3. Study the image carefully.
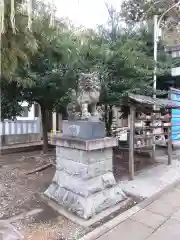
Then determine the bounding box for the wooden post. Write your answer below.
[168,91,172,165]
[52,112,56,134]
[58,113,62,133]
[129,106,135,180]
[152,111,156,162]
[38,104,43,139]
[168,109,172,165]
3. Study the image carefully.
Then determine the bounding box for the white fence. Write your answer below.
[0,119,41,136]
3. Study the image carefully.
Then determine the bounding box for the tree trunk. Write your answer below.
[104,104,108,135]
[40,104,49,153]
[105,105,113,136]
[108,105,113,136]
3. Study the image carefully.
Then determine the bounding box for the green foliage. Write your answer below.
[1,0,172,141]
[1,81,23,120]
[96,6,171,106]
[2,0,37,83]
[121,0,180,45]
[16,2,81,152]
[121,0,180,24]
[11,2,79,111]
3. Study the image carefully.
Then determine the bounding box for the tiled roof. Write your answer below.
[126,93,180,108]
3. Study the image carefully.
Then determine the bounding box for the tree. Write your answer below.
[121,0,180,45]
[62,4,171,135]
[1,1,79,151]
[1,81,23,120]
[96,4,171,134]
[20,6,79,153]
[1,0,37,83]
[121,0,180,23]
[0,1,39,121]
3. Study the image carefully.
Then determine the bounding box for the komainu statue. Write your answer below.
[67,72,101,120]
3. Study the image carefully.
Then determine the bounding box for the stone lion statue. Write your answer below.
[67,72,101,120]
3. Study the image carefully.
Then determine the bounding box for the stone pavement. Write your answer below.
[0,221,23,240]
[96,184,180,240]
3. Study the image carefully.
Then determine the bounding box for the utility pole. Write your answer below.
[153,15,158,100]
[152,15,158,160]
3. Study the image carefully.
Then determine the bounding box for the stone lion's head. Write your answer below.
[78,72,101,91]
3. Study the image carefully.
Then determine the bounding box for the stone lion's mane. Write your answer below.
[67,72,101,120]
[78,73,101,92]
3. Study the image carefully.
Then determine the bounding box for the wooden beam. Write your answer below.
[129,107,135,180]
[168,124,172,165]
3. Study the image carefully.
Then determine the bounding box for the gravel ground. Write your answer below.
[0,150,88,240]
[0,147,150,240]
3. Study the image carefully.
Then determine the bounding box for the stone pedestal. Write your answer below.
[62,120,105,139]
[45,136,126,220]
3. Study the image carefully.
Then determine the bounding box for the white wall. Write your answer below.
[16,101,36,120]
[0,119,40,135]
[172,67,180,77]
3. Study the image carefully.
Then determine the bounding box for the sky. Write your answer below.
[49,0,123,28]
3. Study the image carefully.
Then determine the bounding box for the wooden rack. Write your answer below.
[119,94,180,180]
[129,108,173,180]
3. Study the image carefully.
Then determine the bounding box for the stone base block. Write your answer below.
[45,136,125,220]
[41,195,132,227]
[51,136,118,150]
[44,183,126,220]
[62,120,105,139]
[52,171,116,197]
[56,147,112,164]
[55,158,113,179]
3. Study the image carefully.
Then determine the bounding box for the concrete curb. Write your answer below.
[40,193,134,228]
[1,143,54,155]
[79,178,180,240]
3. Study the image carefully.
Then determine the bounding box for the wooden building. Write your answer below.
[114,93,180,180]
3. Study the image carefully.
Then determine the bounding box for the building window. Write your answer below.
[172,51,177,58]
[21,106,29,117]
[172,51,180,58]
